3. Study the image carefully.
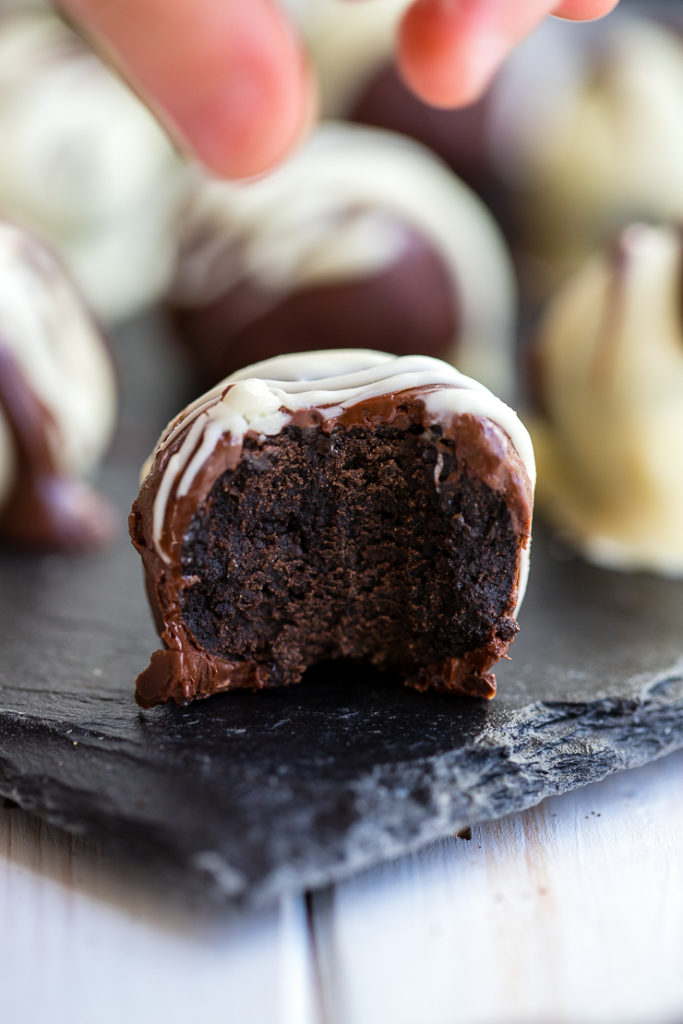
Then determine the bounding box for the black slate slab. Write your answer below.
[0,318,682,908]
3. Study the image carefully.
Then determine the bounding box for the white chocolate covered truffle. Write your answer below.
[531,223,683,575]
[489,13,683,289]
[0,9,185,321]
[0,220,117,549]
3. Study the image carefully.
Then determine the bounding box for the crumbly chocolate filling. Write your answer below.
[179,419,518,689]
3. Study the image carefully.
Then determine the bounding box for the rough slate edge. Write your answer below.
[0,315,683,911]
[1,672,682,912]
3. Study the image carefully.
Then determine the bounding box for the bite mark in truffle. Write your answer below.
[131,351,534,708]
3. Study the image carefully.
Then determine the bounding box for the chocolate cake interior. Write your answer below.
[180,409,519,687]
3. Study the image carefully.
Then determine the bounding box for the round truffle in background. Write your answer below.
[304,3,683,310]
[485,11,683,302]
[0,8,185,322]
[168,125,517,399]
[0,220,117,550]
[130,350,535,709]
[303,0,497,204]
[300,0,406,118]
[530,222,683,576]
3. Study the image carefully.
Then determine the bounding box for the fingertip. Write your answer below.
[396,0,619,109]
[397,0,505,108]
[186,49,317,180]
[552,0,620,19]
[63,0,316,180]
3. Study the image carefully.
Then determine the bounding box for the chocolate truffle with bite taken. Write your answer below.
[130,350,534,708]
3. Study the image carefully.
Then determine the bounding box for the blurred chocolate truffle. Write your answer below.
[530,222,683,575]
[305,3,683,307]
[304,0,496,201]
[0,8,185,321]
[169,125,517,397]
[0,220,117,550]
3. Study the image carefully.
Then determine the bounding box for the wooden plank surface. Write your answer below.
[2,751,682,1024]
[312,749,683,1024]
[0,811,317,1024]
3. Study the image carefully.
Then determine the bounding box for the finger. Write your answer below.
[396,0,620,108]
[397,0,560,107]
[552,0,620,18]
[61,0,314,179]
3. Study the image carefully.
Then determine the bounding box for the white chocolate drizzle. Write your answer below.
[0,9,185,321]
[173,124,517,397]
[147,351,535,602]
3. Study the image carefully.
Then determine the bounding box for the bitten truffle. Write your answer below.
[0,220,117,550]
[168,125,516,398]
[530,223,683,575]
[130,350,535,708]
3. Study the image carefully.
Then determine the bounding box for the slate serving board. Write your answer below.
[0,318,682,909]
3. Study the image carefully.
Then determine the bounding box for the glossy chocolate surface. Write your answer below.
[0,317,682,908]
[171,213,459,386]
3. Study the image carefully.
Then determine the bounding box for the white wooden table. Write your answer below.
[2,749,682,1024]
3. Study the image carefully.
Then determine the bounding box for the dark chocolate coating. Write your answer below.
[343,61,518,288]
[130,393,532,708]
[349,8,683,315]
[349,62,496,204]
[0,347,114,552]
[347,5,682,198]
[170,211,459,387]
